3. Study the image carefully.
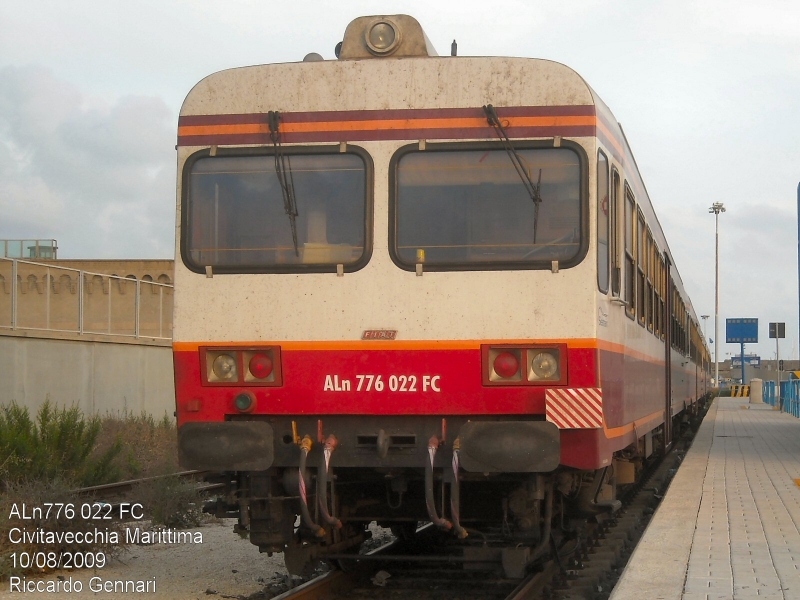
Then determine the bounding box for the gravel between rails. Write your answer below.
[0,520,291,600]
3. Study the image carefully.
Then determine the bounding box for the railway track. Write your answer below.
[271,551,559,600]
[71,470,222,498]
[68,470,225,519]
[269,405,707,600]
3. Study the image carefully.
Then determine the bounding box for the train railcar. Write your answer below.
[173,15,712,577]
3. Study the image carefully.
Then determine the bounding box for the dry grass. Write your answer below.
[92,411,178,481]
[132,475,204,529]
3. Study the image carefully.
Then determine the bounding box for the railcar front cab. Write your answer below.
[176,15,635,577]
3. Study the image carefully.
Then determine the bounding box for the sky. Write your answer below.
[1,0,799,361]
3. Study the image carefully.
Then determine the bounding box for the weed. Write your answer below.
[92,410,178,480]
[133,469,203,529]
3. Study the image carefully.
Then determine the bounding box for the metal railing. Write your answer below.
[0,257,172,340]
[763,379,800,418]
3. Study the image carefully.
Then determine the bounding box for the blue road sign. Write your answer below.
[731,355,761,368]
[727,318,758,343]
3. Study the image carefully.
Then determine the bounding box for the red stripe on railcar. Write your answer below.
[177,106,597,127]
[174,345,598,424]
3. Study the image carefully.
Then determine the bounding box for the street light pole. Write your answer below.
[709,202,726,386]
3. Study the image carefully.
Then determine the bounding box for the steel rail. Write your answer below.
[269,570,349,600]
[71,470,215,497]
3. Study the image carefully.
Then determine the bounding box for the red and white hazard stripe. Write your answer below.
[545,388,603,429]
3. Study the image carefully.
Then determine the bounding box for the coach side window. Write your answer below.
[610,170,621,296]
[636,210,646,327]
[597,151,609,293]
[624,185,635,319]
[646,228,654,332]
[659,256,666,339]
[636,211,647,326]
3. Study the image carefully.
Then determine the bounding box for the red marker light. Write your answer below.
[249,353,273,379]
[493,352,519,378]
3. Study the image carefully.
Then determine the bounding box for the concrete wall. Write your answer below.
[1,334,175,418]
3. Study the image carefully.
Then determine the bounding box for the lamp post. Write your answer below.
[709,202,726,386]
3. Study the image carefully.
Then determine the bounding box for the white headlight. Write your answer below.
[530,351,559,380]
[212,354,237,381]
[365,20,399,54]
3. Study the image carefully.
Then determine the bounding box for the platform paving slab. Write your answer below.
[610,397,800,600]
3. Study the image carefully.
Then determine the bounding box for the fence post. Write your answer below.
[45,266,51,330]
[135,279,141,339]
[159,286,164,339]
[78,270,84,334]
[11,259,17,330]
[794,381,799,417]
[107,277,111,334]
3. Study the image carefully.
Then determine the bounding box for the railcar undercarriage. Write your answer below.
[200,413,694,579]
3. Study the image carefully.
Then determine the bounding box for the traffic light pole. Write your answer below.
[770,322,786,408]
[776,335,781,407]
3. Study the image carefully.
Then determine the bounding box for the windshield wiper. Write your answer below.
[483,104,543,242]
[268,111,300,256]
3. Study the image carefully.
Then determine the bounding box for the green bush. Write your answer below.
[0,401,123,490]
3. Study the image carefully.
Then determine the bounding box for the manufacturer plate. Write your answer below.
[362,329,397,340]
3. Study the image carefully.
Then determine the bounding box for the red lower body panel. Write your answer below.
[174,345,597,421]
[173,342,660,470]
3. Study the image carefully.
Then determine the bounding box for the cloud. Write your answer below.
[0,65,175,258]
[691,1,800,41]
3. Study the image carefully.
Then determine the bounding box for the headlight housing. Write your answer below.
[483,345,566,386]
[202,347,282,387]
[365,19,400,55]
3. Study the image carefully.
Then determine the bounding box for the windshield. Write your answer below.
[392,146,584,269]
[183,149,369,273]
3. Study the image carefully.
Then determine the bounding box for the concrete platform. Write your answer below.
[610,397,800,600]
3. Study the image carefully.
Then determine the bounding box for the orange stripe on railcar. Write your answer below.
[176,105,602,146]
